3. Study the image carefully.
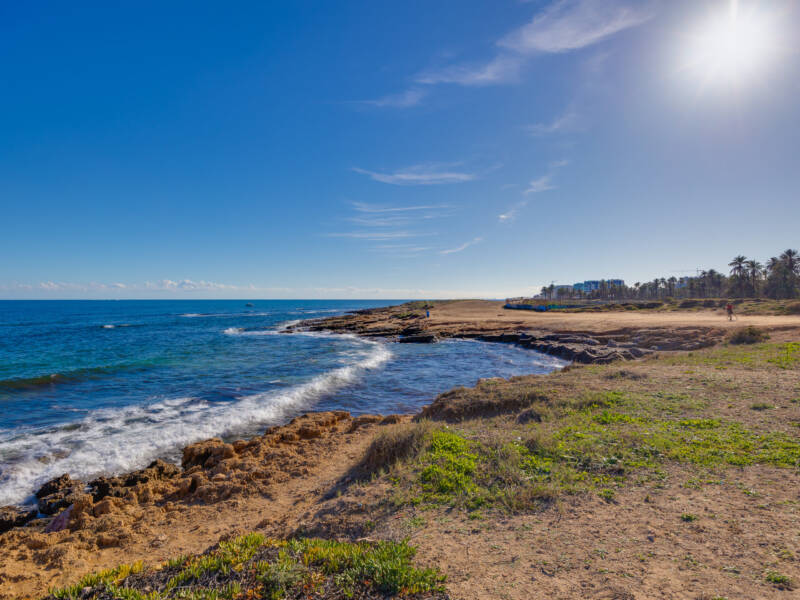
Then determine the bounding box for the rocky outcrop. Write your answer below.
[35,474,84,515]
[89,459,181,502]
[287,304,726,365]
[0,506,37,533]
[0,410,400,547]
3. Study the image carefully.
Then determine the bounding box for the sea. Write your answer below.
[0,300,566,507]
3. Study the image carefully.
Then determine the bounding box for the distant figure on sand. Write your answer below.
[726,302,734,321]
[426,310,430,318]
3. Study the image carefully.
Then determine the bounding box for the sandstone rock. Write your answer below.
[36,474,84,515]
[35,473,74,499]
[181,439,235,470]
[380,414,404,425]
[347,415,382,432]
[0,506,37,533]
[297,426,322,440]
[89,459,180,502]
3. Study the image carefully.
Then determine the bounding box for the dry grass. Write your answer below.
[358,421,434,476]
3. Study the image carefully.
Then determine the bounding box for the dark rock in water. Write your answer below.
[35,473,73,499]
[89,459,181,501]
[399,324,426,336]
[35,473,84,515]
[398,333,439,344]
[245,302,254,307]
[0,505,38,533]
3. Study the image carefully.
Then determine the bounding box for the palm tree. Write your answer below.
[781,249,799,274]
[728,255,747,278]
[745,260,762,296]
[728,255,748,297]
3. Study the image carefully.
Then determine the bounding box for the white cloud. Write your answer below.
[440,237,483,255]
[358,88,427,108]
[524,175,556,194]
[351,202,451,213]
[415,55,523,87]
[498,201,528,223]
[500,0,655,54]
[352,164,476,186]
[413,0,654,90]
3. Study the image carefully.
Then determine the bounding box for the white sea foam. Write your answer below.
[102,324,115,329]
[180,312,273,318]
[277,319,301,331]
[0,339,392,507]
[222,321,306,337]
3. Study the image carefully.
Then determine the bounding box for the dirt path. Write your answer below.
[430,300,800,333]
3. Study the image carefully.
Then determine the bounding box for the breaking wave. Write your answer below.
[0,339,391,506]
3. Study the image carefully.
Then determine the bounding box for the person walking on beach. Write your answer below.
[726,302,734,321]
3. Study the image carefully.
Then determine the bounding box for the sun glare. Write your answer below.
[681,1,778,89]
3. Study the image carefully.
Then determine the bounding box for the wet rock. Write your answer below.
[35,473,74,499]
[0,506,37,533]
[89,459,180,501]
[36,474,84,515]
[398,333,439,343]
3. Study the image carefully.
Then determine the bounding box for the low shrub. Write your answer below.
[785,301,800,315]
[728,326,770,345]
[359,421,433,475]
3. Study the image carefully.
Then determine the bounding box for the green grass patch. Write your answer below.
[47,535,446,600]
[765,570,794,589]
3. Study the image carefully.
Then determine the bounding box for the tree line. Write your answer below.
[539,249,800,301]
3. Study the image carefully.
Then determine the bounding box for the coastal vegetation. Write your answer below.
[47,534,448,600]
[365,342,800,515]
[538,248,800,301]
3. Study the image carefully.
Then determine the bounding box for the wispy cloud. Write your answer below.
[416,55,523,87]
[351,202,452,214]
[440,237,483,255]
[357,88,427,108]
[414,0,654,90]
[327,231,425,241]
[524,175,556,194]
[352,164,476,186]
[500,0,655,54]
[498,201,528,223]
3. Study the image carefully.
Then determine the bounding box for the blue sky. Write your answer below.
[1,0,798,299]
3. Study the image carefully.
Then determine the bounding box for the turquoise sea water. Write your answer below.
[0,300,565,506]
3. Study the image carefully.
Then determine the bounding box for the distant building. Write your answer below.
[573,279,625,293]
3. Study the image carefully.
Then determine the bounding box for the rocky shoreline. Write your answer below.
[0,411,400,543]
[287,303,724,364]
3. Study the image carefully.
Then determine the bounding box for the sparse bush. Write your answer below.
[728,326,770,345]
[750,403,773,411]
[785,301,800,315]
[765,570,794,589]
[358,421,433,475]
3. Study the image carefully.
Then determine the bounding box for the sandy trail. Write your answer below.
[430,300,800,333]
